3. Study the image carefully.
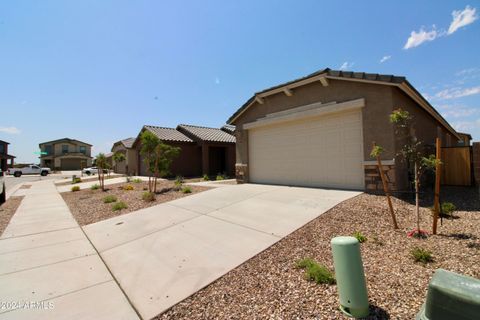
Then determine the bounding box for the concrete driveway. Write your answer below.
[84,184,361,319]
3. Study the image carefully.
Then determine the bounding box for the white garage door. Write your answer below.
[248,110,364,190]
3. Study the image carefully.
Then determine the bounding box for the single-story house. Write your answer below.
[39,138,93,170]
[0,140,15,171]
[227,68,465,191]
[132,124,235,177]
[110,137,136,175]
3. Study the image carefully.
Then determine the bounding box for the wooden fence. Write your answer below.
[441,147,472,186]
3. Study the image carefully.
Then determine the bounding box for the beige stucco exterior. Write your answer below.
[231,79,456,191]
[39,138,92,170]
[111,143,138,175]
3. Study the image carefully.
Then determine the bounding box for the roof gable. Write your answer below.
[227,67,460,140]
[39,138,92,146]
[144,125,194,143]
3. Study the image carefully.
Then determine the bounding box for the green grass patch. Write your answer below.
[112,201,127,211]
[142,191,155,202]
[103,195,117,203]
[181,186,192,194]
[411,247,433,264]
[132,178,142,183]
[295,258,335,285]
[353,231,367,243]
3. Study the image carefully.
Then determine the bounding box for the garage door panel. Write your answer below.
[248,110,364,190]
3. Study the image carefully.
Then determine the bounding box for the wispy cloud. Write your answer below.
[448,6,478,35]
[437,104,480,118]
[380,55,391,63]
[215,77,220,85]
[404,26,438,49]
[403,6,477,49]
[0,126,21,134]
[451,119,480,132]
[339,61,354,70]
[435,86,480,99]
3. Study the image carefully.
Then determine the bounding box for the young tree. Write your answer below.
[390,109,440,236]
[112,151,126,173]
[95,153,109,191]
[139,131,160,192]
[139,131,180,193]
[151,142,180,192]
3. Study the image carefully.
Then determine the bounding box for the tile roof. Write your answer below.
[221,124,236,134]
[178,124,236,143]
[144,125,194,143]
[121,137,136,148]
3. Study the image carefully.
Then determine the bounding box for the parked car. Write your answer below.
[8,165,51,177]
[82,167,108,175]
[0,169,5,204]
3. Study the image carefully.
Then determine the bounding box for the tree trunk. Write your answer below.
[415,162,420,232]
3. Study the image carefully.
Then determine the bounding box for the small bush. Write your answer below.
[411,247,433,264]
[112,201,127,211]
[181,186,192,194]
[103,195,117,203]
[175,175,184,184]
[441,202,456,218]
[216,174,226,181]
[142,191,155,202]
[72,178,82,184]
[123,185,134,191]
[296,258,335,285]
[71,186,80,192]
[132,178,142,183]
[353,231,367,243]
[203,174,210,181]
[90,184,100,190]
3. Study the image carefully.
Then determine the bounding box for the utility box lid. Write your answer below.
[417,269,480,320]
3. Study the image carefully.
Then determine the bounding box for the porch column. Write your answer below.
[202,144,209,175]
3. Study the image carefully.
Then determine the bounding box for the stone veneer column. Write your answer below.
[364,164,396,192]
[235,163,248,183]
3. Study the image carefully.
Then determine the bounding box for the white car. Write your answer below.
[82,167,108,175]
[0,169,5,204]
[8,165,51,177]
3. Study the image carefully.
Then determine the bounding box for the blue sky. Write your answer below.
[0,1,479,163]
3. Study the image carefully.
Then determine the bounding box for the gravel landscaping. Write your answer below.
[156,186,480,320]
[61,181,211,226]
[55,175,121,186]
[0,196,24,235]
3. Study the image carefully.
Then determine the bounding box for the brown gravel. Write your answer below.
[55,175,121,186]
[0,196,24,235]
[19,185,32,189]
[61,181,211,226]
[156,186,480,320]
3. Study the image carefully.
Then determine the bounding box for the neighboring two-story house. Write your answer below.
[39,138,93,170]
[0,140,15,172]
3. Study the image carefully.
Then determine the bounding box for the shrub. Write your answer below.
[175,175,184,184]
[441,202,456,218]
[411,247,433,264]
[181,186,192,194]
[142,191,155,202]
[72,177,82,184]
[216,174,226,181]
[123,185,134,191]
[71,186,80,192]
[90,184,100,190]
[132,178,142,183]
[203,174,210,181]
[112,201,127,211]
[295,258,335,285]
[353,231,367,243]
[103,195,117,203]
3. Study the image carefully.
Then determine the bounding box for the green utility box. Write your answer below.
[416,269,480,320]
[331,236,369,318]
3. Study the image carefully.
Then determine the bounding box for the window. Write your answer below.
[79,146,86,154]
[44,145,52,155]
[62,145,69,154]
[0,144,4,154]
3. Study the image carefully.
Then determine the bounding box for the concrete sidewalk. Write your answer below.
[84,184,360,319]
[0,180,139,319]
[56,176,151,193]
